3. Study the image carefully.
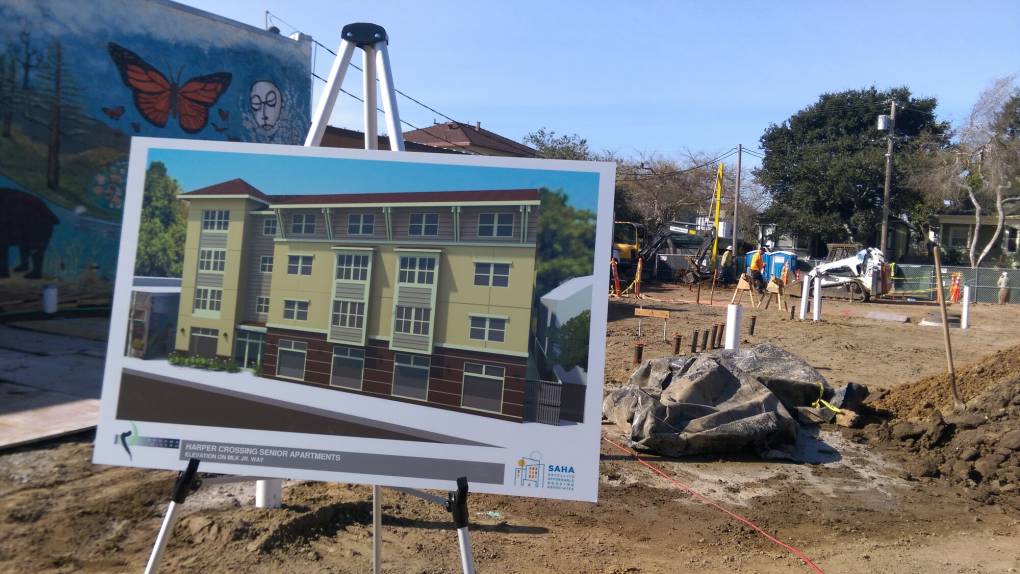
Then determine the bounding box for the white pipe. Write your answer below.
[304,40,356,146]
[812,277,822,322]
[799,277,811,320]
[457,527,476,574]
[255,479,282,508]
[962,286,970,330]
[362,46,378,150]
[724,304,741,350]
[144,501,179,574]
[376,43,406,151]
[372,485,382,574]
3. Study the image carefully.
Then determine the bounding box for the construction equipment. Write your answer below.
[646,222,719,284]
[806,247,887,302]
[612,221,645,268]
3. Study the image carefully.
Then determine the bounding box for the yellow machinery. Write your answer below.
[613,221,646,267]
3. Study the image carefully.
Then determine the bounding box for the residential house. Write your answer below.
[937,213,1020,265]
[173,179,544,422]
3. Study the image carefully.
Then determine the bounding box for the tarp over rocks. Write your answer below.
[603,343,834,458]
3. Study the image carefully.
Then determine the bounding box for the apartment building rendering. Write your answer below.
[172,178,547,422]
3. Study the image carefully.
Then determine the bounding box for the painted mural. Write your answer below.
[0,0,311,309]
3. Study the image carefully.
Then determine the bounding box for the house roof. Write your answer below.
[320,126,463,154]
[182,178,271,202]
[182,179,540,206]
[403,122,540,158]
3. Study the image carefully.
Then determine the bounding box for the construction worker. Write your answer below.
[749,246,766,295]
[719,245,733,284]
[998,272,1011,305]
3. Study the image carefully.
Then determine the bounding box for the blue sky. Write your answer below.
[149,148,601,212]
[176,0,1020,170]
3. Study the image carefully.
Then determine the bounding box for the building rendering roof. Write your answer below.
[181,179,540,206]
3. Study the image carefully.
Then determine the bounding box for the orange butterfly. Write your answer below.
[107,43,231,134]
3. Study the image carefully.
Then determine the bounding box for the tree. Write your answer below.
[535,188,596,297]
[552,310,590,371]
[756,87,949,255]
[135,162,187,277]
[914,78,1020,268]
[525,127,640,223]
[524,127,592,160]
[23,40,90,189]
[0,52,17,137]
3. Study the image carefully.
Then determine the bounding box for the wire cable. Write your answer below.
[618,148,738,180]
[603,436,826,574]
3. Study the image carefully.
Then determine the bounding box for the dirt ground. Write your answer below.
[2,284,1020,573]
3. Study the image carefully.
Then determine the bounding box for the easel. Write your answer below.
[760,278,788,311]
[730,273,758,307]
[144,22,477,574]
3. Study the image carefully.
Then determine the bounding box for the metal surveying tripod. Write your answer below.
[144,22,476,574]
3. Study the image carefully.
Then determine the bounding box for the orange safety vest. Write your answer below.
[750,252,765,271]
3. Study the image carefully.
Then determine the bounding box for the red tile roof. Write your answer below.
[404,122,539,158]
[183,180,539,205]
[182,178,270,202]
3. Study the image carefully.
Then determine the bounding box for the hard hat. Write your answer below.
[725,245,733,251]
[1003,272,1009,276]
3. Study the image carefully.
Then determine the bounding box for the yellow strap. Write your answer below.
[811,380,842,414]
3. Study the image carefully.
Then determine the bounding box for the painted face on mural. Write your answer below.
[249,81,282,129]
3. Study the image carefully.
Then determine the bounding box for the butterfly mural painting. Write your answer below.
[107,42,232,134]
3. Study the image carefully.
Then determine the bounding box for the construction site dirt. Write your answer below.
[2,284,1020,573]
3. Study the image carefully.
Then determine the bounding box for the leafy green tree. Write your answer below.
[535,188,596,297]
[756,87,949,255]
[553,310,590,371]
[135,162,186,277]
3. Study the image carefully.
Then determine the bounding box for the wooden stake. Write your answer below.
[933,246,965,411]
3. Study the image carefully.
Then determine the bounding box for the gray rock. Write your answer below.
[891,421,926,441]
[997,429,1020,451]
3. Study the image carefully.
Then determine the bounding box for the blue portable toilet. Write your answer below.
[768,251,797,281]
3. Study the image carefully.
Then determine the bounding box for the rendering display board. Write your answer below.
[93,138,615,501]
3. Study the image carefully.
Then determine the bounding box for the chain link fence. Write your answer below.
[891,265,1020,304]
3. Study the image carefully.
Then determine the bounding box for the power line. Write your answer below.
[308,70,479,153]
[618,148,738,180]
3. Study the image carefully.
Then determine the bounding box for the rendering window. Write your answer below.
[469,316,506,342]
[255,296,270,314]
[291,213,316,234]
[392,353,429,400]
[331,300,365,329]
[283,300,309,321]
[260,255,274,273]
[287,255,313,275]
[462,363,505,413]
[234,331,264,368]
[188,327,219,358]
[193,287,222,312]
[201,209,229,230]
[330,346,365,390]
[408,213,439,236]
[474,262,510,287]
[478,213,514,237]
[276,339,307,380]
[336,253,370,281]
[198,248,226,272]
[263,217,277,236]
[347,213,375,235]
[394,306,431,335]
[398,256,436,285]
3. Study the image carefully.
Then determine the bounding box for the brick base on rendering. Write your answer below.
[261,327,527,422]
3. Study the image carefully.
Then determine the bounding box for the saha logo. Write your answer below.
[513,451,544,488]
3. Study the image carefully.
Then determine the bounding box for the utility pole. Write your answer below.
[880,101,896,254]
[732,144,742,251]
